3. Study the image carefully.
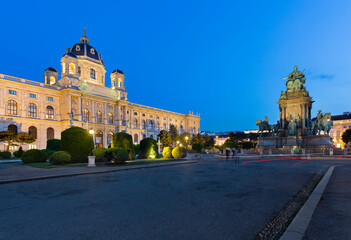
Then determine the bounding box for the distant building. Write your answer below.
[329,112,351,148]
[0,30,200,151]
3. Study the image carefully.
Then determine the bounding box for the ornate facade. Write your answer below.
[0,30,200,150]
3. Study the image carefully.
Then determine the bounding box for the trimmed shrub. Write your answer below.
[21,149,48,163]
[61,127,92,163]
[162,147,173,159]
[0,151,12,159]
[112,132,135,160]
[192,143,202,153]
[172,147,187,159]
[93,148,108,162]
[49,151,71,165]
[47,139,61,151]
[223,141,237,149]
[13,147,24,158]
[41,149,56,157]
[139,138,158,159]
[105,147,129,164]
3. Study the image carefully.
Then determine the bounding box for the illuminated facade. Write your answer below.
[0,30,200,150]
[329,112,351,148]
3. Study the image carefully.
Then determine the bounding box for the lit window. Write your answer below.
[46,106,54,119]
[62,63,66,73]
[28,103,37,117]
[96,111,102,124]
[50,76,56,84]
[7,100,17,115]
[90,69,96,79]
[69,63,75,74]
[47,97,53,101]
[29,144,37,150]
[29,93,36,98]
[8,90,16,95]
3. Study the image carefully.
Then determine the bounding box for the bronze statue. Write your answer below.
[283,66,306,92]
[311,111,332,135]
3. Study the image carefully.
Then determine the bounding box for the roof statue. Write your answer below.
[282,66,306,92]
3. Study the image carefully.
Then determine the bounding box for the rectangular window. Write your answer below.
[47,97,53,101]
[29,93,36,98]
[8,90,16,95]
[29,144,37,150]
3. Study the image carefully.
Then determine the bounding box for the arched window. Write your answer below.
[150,135,154,139]
[49,76,56,85]
[62,62,66,73]
[164,123,167,130]
[47,127,54,140]
[142,120,146,130]
[28,126,37,139]
[142,134,146,139]
[69,63,75,74]
[149,120,154,130]
[108,113,113,125]
[157,122,160,130]
[83,109,89,122]
[28,103,37,117]
[7,100,17,115]
[95,131,103,148]
[180,125,184,133]
[96,111,102,123]
[133,118,138,129]
[107,131,113,146]
[119,80,123,88]
[46,106,54,119]
[90,69,96,79]
[8,124,18,134]
[134,134,138,143]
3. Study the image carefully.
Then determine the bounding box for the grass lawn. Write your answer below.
[24,158,185,169]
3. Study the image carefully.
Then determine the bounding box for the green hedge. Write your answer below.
[22,149,48,163]
[172,147,187,158]
[162,147,173,159]
[93,148,108,162]
[61,127,92,163]
[41,149,56,157]
[139,138,158,159]
[13,147,24,158]
[105,147,129,164]
[192,143,202,153]
[47,139,61,151]
[112,132,135,160]
[49,151,71,165]
[0,151,11,159]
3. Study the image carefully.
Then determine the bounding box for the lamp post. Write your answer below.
[185,136,189,150]
[88,129,96,167]
[176,141,179,147]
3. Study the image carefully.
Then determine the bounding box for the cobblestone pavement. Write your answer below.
[1,157,350,240]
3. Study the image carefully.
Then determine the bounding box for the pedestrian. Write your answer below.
[225,148,230,161]
[232,148,236,157]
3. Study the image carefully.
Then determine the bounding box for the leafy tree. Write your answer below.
[228,132,235,142]
[0,131,34,151]
[241,141,255,149]
[342,129,351,146]
[178,132,191,147]
[191,133,204,144]
[158,130,172,148]
[234,131,246,141]
[169,124,178,147]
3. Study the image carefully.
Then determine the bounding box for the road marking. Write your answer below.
[280,166,335,240]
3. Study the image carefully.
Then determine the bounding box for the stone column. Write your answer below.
[103,129,108,148]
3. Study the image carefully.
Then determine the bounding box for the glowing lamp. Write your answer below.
[89,129,94,135]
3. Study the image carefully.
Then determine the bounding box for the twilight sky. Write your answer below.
[1,0,351,132]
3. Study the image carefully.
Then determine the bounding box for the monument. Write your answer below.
[257,66,333,153]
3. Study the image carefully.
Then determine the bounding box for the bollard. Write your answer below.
[88,155,96,167]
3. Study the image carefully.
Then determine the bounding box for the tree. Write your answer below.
[228,132,235,142]
[178,132,191,147]
[169,124,178,147]
[342,129,351,146]
[158,130,172,148]
[0,131,34,151]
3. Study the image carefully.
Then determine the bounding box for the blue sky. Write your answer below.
[1,0,351,132]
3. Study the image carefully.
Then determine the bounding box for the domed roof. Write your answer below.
[62,52,77,58]
[45,67,58,72]
[112,68,124,74]
[66,29,103,64]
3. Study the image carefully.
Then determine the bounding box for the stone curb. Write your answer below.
[0,160,197,185]
[280,166,335,240]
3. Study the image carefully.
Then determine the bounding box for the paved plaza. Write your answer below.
[1,157,350,239]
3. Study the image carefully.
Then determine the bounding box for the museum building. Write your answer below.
[0,31,200,150]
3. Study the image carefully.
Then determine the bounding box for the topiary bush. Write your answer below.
[93,148,108,162]
[112,132,135,160]
[139,138,158,159]
[13,147,24,158]
[61,127,92,163]
[192,143,202,153]
[105,147,129,164]
[172,147,187,159]
[0,151,12,159]
[49,151,71,165]
[21,149,48,163]
[162,147,173,159]
[41,149,56,157]
[47,139,61,151]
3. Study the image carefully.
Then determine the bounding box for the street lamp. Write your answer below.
[176,141,179,146]
[185,136,189,150]
[88,129,96,167]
